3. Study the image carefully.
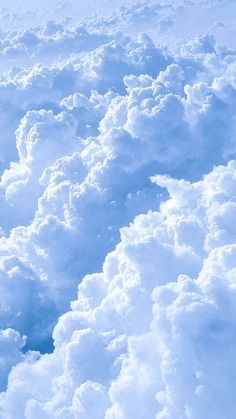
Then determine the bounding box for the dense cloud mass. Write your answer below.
[2,161,236,418]
[0,0,236,417]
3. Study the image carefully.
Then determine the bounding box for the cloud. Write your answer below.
[1,160,236,416]
[0,328,25,393]
[0,21,111,61]
[1,109,80,225]
[0,3,236,413]
[0,31,233,341]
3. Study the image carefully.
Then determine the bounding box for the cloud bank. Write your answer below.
[2,160,236,418]
[0,1,236,417]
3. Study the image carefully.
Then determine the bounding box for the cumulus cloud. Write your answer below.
[0,1,236,415]
[1,160,236,417]
[0,328,25,393]
[0,35,231,326]
[0,26,172,357]
[0,21,111,62]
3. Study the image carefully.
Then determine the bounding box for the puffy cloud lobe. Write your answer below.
[1,109,80,225]
[0,329,25,393]
[0,254,57,351]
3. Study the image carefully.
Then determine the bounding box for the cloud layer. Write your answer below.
[0,1,236,417]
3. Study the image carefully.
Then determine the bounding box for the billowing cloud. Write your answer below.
[0,1,235,416]
[0,30,233,338]
[1,160,236,417]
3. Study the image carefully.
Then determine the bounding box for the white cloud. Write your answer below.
[0,328,25,393]
[0,28,234,346]
[1,160,236,417]
[0,2,236,415]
